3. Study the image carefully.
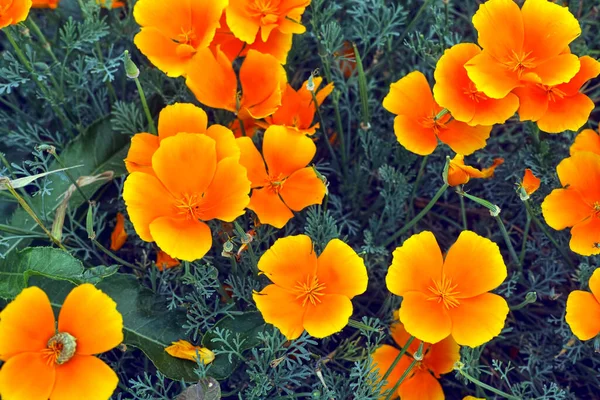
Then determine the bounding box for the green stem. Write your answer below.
[396,0,435,45]
[495,215,523,275]
[519,212,532,266]
[347,319,382,333]
[383,343,424,400]
[455,363,520,400]
[510,291,537,311]
[134,77,157,134]
[0,223,46,237]
[26,18,60,64]
[383,183,449,247]
[91,238,142,271]
[406,155,428,222]
[95,42,118,104]
[352,43,370,130]
[459,194,468,230]
[380,336,415,384]
[237,117,247,137]
[311,90,343,175]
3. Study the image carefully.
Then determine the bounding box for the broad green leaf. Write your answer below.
[177,378,221,400]
[202,312,267,380]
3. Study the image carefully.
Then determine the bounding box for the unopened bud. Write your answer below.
[123,50,140,79]
[489,205,501,217]
[223,240,234,253]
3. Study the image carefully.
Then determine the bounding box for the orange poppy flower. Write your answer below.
[253,235,368,339]
[237,126,326,228]
[513,56,600,133]
[258,77,334,136]
[519,169,540,199]
[541,152,600,256]
[433,43,519,126]
[225,0,309,45]
[0,284,123,400]
[447,154,504,186]
[0,0,31,29]
[156,250,180,270]
[109,212,128,251]
[386,230,509,347]
[570,127,600,156]
[566,268,600,341]
[165,340,215,364]
[187,48,287,119]
[124,103,239,174]
[382,71,492,156]
[123,133,251,261]
[133,0,227,77]
[211,13,293,64]
[31,0,58,8]
[371,322,459,400]
[465,0,581,99]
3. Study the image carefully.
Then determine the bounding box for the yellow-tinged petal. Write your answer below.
[0,352,55,400]
[236,137,269,187]
[50,355,118,400]
[382,71,435,120]
[124,133,160,174]
[465,51,521,99]
[205,125,241,161]
[253,284,306,340]
[556,152,600,204]
[302,294,353,338]
[248,187,294,228]
[149,218,213,262]
[436,121,492,156]
[569,217,600,257]
[571,129,600,157]
[165,340,215,364]
[398,370,444,400]
[134,28,191,78]
[186,47,237,112]
[537,93,595,134]
[316,239,368,298]
[589,268,600,304]
[239,50,287,119]
[371,345,410,396]
[541,188,590,230]
[109,212,128,251]
[279,167,326,211]
[263,126,316,177]
[425,335,460,377]
[157,103,208,140]
[521,169,541,196]
[399,291,452,345]
[566,291,600,341]
[392,115,439,156]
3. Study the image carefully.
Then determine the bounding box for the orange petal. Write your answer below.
[387,231,444,296]
[471,0,523,61]
[566,290,600,341]
[152,133,217,197]
[316,239,368,298]
[257,235,317,290]
[279,167,326,211]
[541,188,590,230]
[263,125,316,177]
[303,294,353,338]
[240,50,287,119]
[390,322,422,355]
[527,53,581,87]
[0,287,55,360]
[392,115,439,156]
[149,218,213,261]
[51,355,118,400]
[134,0,191,39]
[436,121,492,156]
[157,103,208,140]
[371,345,411,397]
[425,335,460,377]
[165,340,215,364]
[558,56,600,96]
[134,28,191,78]
[189,0,229,49]
[556,152,600,205]
[186,47,237,112]
[383,71,435,120]
[3,0,32,28]
[269,84,304,127]
[443,231,507,298]
[196,157,251,222]
[569,217,600,256]
[57,284,123,355]
[226,0,261,44]
[448,293,509,347]
[570,129,600,157]
[125,133,160,174]
[109,212,128,251]
[236,137,269,186]
[245,29,293,64]
[248,187,294,228]
[589,268,600,305]
[446,154,487,187]
[399,291,452,344]
[521,169,541,196]
[397,370,444,400]
[512,84,549,122]
[465,51,520,99]
[253,284,306,340]
[537,93,595,134]
[205,124,241,161]
[0,352,55,400]
[122,172,177,242]
[156,250,181,271]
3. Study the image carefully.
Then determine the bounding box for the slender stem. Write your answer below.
[347,319,382,333]
[455,364,520,400]
[311,90,343,175]
[406,155,428,222]
[459,195,468,230]
[384,343,424,400]
[352,43,370,130]
[396,0,436,45]
[237,117,247,137]
[383,183,449,247]
[332,93,346,161]
[0,223,46,237]
[27,18,60,64]
[91,238,142,271]
[134,77,157,134]
[510,292,537,311]
[495,215,523,275]
[519,212,532,266]
[380,336,415,384]
[95,42,118,104]
[48,149,89,203]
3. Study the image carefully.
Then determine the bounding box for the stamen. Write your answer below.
[294,275,326,307]
[427,275,460,309]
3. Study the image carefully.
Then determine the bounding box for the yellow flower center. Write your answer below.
[463,82,488,103]
[427,275,460,309]
[539,85,567,102]
[294,275,326,307]
[248,0,280,17]
[504,50,536,76]
[420,113,449,136]
[265,173,287,195]
[42,332,77,366]
[175,28,197,46]
[176,194,205,220]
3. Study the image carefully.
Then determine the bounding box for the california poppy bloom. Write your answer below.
[237,126,326,228]
[31,0,58,8]
[513,56,600,133]
[465,0,581,99]
[156,249,180,270]
[433,43,519,126]
[566,268,600,341]
[371,322,459,400]
[541,152,600,256]
[0,284,123,399]
[109,212,128,251]
[0,0,31,29]
[570,127,600,156]
[125,103,239,174]
[519,169,540,199]
[253,235,368,339]
[187,49,287,120]
[133,0,227,77]
[165,340,215,364]
[258,77,334,136]
[386,231,509,347]
[225,0,309,45]
[123,133,251,261]
[447,154,504,186]
[383,71,492,156]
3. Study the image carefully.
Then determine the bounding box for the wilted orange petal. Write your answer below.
[0,352,55,400]
[124,133,160,174]
[569,217,600,257]
[32,0,59,9]
[397,370,444,400]
[303,294,353,338]
[263,126,316,177]
[253,284,306,340]
[566,290,600,341]
[316,239,368,298]
[512,84,549,122]
[371,345,411,396]
[399,291,452,344]
[279,167,326,211]
[443,231,507,298]
[257,235,317,291]
[392,115,439,156]
[541,188,590,230]
[165,340,215,364]
[425,335,460,377]
[156,250,180,270]
[110,212,128,251]
[571,129,600,156]
[51,355,119,400]
[236,137,269,186]
[248,187,294,228]
[58,284,123,355]
[436,121,491,156]
[157,103,208,140]
[186,47,237,112]
[149,218,213,261]
[386,231,444,296]
[239,50,287,119]
[0,287,55,360]
[537,93,595,134]
[556,152,600,205]
[446,154,485,186]
[521,169,541,196]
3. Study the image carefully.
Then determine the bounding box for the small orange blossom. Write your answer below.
[109,212,128,251]
[447,154,504,187]
[566,268,600,341]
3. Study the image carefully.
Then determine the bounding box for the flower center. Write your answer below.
[420,113,449,136]
[504,50,536,76]
[593,202,600,218]
[175,28,197,46]
[265,173,287,194]
[463,82,488,103]
[538,84,566,102]
[427,275,460,309]
[294,275,326,307]
[248,0,280,17]
[42,332,77,365]
[176,194,204,220]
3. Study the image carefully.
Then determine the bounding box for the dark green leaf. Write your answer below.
[176,378,221,400]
